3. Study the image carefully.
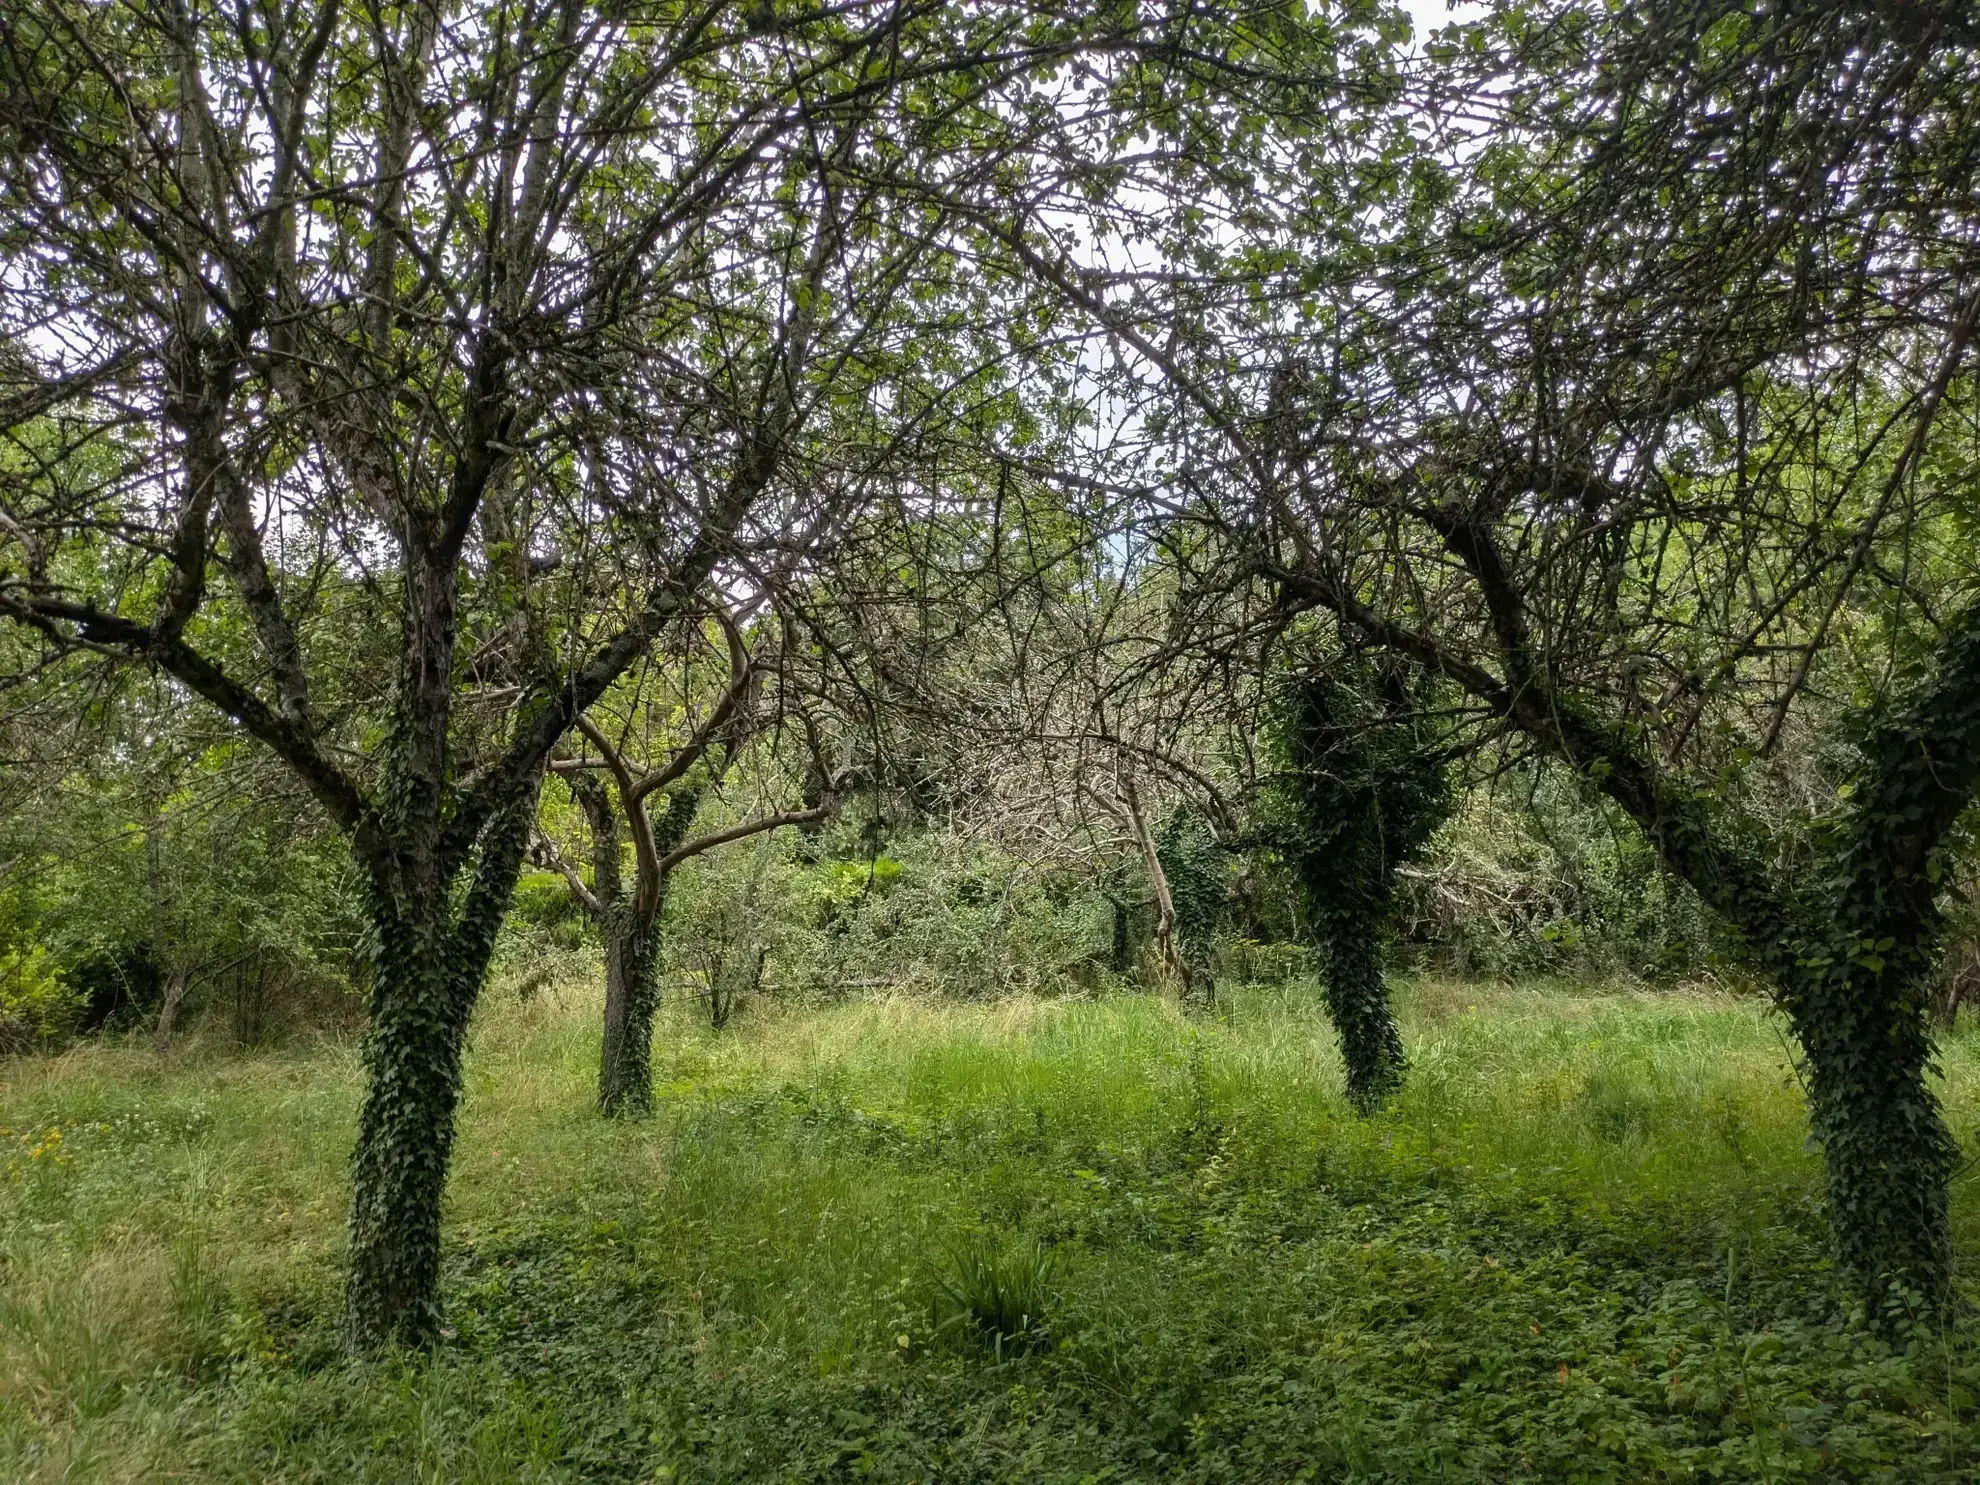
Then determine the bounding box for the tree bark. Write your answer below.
[597,902,663,1117]
[1533,695,1966,1304]
[344,787,536,1349]
[153,963,190,1053]
[344,907,462,1350]
[570,773,669,1118]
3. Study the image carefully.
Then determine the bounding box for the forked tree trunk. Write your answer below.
[1603,773,1962,1305]
[577,769,710,1117]
[572,776,671,1118]
[1536,601,1980,1308]
[344,789,536,1349]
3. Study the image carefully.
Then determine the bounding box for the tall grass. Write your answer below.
[5,976,1980,1480]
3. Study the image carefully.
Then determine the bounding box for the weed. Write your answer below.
[930,1233,1056,1358]
[1578,1069,1658,1143]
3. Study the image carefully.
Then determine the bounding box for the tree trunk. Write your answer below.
[572,775,666,1118]
[344,906,465,1350]
[1788,981,1954,1305]
[597,902,662,1117]
[594,776,706,1115]
[1534,626,1980,1307]
[1321,925,1405,1114]
[1604,774,1961,1304]
[344,788,536,1349]
[153,963,191,1053]
[1118,770,1188,991]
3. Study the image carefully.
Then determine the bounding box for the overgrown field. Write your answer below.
[7,979,1980,1482]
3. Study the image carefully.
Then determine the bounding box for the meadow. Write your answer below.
[6,976,1980,1482]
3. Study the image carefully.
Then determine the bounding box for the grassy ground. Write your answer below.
[6,976,1980,1482]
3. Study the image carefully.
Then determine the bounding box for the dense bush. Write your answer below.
[501,782,1748,1024]
[654,824,1120,1009]
[1397,766,1728,984]
[0,751,365,1049]
[0,942,81,1052]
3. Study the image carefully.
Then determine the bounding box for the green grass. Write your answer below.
[6,977,1980,1481]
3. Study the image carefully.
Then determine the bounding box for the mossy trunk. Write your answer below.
[597,904,662,1117]
[344,789,535,1349]
[1322,926,1405,1114]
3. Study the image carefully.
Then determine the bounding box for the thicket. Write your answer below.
[1399,768,1727,984]
[0,710,362,1052]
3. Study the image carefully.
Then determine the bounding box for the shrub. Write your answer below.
[1396,765,1726,983]
[666,828,1113,1000]
[0,942,82,1052]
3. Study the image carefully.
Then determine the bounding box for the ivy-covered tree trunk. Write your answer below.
[1155,807,1226,1006]
[1788,987,1954,1302]
[345,906,465,1349]
[1550,751,1963,1305]
[572,771,707,1117]
[1767,648,1980,1303]
[1322,924,1406,1113]
[1265,666,1451,1115]
[597,903,663,1117]
[345,789,536,1350]
[1522,600,1980,1307]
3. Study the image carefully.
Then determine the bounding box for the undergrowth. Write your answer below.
[5,978,1980,1480]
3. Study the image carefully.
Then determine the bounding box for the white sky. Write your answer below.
[1400,0,1488,43]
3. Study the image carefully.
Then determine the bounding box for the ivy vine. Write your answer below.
[1262,661,1453,1112]
[1156,805,1227,996]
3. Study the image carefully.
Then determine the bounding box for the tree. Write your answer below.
[0,0,1125,1346]
[539,606,845,1114]
[1028,0,1980,1302]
